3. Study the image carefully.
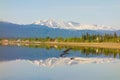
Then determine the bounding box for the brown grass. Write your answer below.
[0,41,120,49]
[39,42,120,49]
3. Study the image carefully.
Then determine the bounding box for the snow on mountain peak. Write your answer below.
[33,19,115,30]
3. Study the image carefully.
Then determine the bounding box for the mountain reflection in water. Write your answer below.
[0,44,120,66]
[29,57,120,67]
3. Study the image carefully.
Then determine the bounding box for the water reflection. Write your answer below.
[23,44,120,58]
[0,45,120,80]
[29,57,120,67]
[60,48,72,57]
[0,44,120,67]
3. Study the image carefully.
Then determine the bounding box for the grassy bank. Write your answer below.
[34,42,120,49]
[0,32,120,49]
[0,39,120,49]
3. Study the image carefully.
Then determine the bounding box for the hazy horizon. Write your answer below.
[0,0,120,28]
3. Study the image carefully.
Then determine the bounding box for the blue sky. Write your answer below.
[0,0,120,28]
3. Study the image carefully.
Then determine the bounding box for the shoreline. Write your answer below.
[0,40,120,49]
[40,42,120,49]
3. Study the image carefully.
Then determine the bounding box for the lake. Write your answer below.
[0,45,120,80]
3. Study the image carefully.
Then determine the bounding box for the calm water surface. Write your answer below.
[0,45,120,80]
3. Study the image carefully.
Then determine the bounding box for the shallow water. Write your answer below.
[0,45,120,80]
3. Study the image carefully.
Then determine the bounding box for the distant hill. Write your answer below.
[0,21,120,38]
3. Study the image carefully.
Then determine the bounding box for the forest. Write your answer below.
[19,32,120,43]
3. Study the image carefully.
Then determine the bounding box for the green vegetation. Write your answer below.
[0,33,120,58]
[19,32,120,42]
[0,32,120,43]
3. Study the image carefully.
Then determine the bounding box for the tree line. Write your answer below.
[1,32,120,43]
[19,32,120,42]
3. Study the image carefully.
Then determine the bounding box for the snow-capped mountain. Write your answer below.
[0,20,120,38]
[33,19,115,30]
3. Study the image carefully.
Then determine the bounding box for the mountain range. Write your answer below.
[0,19,120,38]
[33,19,116,30]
